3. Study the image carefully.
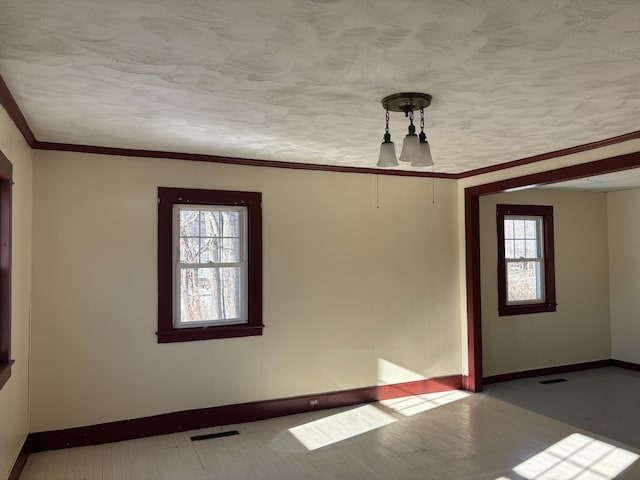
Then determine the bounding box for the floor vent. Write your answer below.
[539,378,567,385]
[191,430,240,441]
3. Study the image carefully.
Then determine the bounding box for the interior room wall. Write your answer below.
[30,150,461,432]
[0,108,33,479]
[479,189,611,377]
[607,188,640,364]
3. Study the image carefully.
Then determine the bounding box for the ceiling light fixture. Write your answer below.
[377,92,434,168]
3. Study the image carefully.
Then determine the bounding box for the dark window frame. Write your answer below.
[0,151,12,390]
[497,204,556,316]
[157,187,263,343]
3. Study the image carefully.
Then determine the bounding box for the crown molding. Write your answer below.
[0,74,36,147]
[33,140,458,178]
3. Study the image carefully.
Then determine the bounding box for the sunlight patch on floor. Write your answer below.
[380,390,470,416]
[288,404,396,451]
[512,433,639,479]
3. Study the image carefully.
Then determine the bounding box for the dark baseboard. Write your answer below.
[28,374,462,453]
[8,436,30,480]
[482,359,613,385]
[612,359,640,371]
[377,375,462,399]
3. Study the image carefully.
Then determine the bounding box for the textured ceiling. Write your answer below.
[0,0,639,173]
[540,167,640,192]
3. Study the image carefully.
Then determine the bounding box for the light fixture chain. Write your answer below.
[420,108,425,132]
[385,108,390,133]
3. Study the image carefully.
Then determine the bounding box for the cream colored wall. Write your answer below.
[0,108,32,479]
[479,189,611,376]
[607,188,640,364]
[30,150,461,431]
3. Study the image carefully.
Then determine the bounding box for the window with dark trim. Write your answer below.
[497,204,556,316]
[0,152,12,391]
[157,187,263,343]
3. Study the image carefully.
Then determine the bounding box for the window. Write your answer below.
[497,204,556,316]
[0,152,12,391]
[157,188,262,342]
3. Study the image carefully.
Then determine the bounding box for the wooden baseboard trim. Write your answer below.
[8,436,30,480]
[482,359,613,385]
[612,359,640,371]
[377,375,463,400]
[28,374,462,453]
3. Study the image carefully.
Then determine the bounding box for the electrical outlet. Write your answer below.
[309,399,319,407]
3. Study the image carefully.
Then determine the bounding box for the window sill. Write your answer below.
[499,303,557,317]
[157,325,263,343]
[0,359,15,391]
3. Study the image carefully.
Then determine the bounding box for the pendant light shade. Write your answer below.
[378,136,398,167]
[412,131,434,167]
[399,121,420,163]
[377,110,398,167]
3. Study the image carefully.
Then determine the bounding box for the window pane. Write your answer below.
[524,220,537,239]
[200,210,220,237]
[505,239,515,258]
[222,238,241,263]
[180,268,213,322]
[222,211,240,236]
[200,237,220,263]
[507,261,542,303]
[198,237,241,264]
[504,216,540,259]
[514,220,525,238]
[180,237,200,263]
[504,219,514,238]
[178,207,244,264]
[180,210,200,236]
[179,267,242,323]
[218,267,242,320]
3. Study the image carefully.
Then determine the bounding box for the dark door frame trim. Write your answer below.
[464,150,640,392]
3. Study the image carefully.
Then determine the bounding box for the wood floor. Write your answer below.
[19,367,640,479]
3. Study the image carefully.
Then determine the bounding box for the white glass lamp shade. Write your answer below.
[412,136,434,167]
[399,133,420,163]
[377,134,398,167]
